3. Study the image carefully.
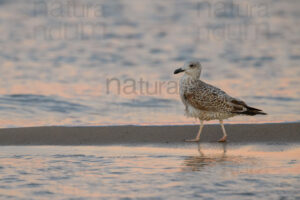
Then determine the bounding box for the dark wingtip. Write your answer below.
[232,110,267,116]
[258,112,267,115]
[245,105,262,112]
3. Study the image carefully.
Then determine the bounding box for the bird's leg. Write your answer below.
[185,120,204,142]
[197,143,205,156]
[218,120,227,142]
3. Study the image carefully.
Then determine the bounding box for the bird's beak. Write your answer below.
[174,68,185,74]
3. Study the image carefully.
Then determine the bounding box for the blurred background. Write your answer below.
[0,0,299,127]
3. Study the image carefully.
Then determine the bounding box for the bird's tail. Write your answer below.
[234,106,267,116]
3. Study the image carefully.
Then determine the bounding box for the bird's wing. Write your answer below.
[184,80,247,113]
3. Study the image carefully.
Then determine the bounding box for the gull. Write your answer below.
[174,61,266,142]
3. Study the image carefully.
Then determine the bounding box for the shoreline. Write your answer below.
[0,122,299,145]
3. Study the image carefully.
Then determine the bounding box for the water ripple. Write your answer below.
[0,94,89,114]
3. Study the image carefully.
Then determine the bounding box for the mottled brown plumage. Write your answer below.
[174,61,266,142]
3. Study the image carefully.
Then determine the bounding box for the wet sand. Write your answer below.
[1,144,299,199]
[0,122,299,145]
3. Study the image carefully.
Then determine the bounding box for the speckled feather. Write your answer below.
[180,76,247,121]
[176,61,265,121]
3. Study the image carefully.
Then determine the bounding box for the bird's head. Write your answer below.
[174,61,202,79]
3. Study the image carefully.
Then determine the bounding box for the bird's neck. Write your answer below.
[183,73,200,81]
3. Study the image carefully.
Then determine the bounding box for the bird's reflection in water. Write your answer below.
[182,143,246,172]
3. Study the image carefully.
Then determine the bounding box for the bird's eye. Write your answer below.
[189,64,194,68]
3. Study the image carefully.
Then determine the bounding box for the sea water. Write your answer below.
[0,0,300,127]
[0,143,299,199]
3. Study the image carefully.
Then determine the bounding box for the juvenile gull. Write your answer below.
[174,61,266,142]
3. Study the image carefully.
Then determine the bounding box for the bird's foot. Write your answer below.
[218,136,227,143]
[185,138,200,142]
